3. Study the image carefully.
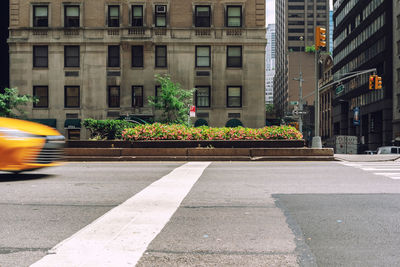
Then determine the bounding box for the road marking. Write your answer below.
[31,162,211,267]
[340,162,400,180]
[363,168,400,171]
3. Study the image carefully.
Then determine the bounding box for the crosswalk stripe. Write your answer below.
[31,161,211,267]
[340,162,400,180]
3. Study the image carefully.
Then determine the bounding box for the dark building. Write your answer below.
[0,0,9,92]
[332,0,393,150]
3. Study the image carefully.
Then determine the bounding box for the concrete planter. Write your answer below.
[64,139,335,161]
[66,139,305,148]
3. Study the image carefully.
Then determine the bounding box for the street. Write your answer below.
[1,161,400,266]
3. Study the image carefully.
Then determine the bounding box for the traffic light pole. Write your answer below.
[293,68,304,135]
[312,49,322,148]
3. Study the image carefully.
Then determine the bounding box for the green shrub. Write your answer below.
[83,119,138,140]
[122,123,303,141]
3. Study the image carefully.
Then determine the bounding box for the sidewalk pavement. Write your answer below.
[334,154,400,162]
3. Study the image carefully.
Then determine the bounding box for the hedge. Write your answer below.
[83,119,138,140]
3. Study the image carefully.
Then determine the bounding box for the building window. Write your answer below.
[65,86,80,108]
[132,5,143,26]
[227,46,242,68]
[155,85,161,103]
[195,6,211,27]
[108,46,120,67]
[227,86,242,107]
[155,46,167,68]
[226,6,242,27]
[397,15,400,29]
[196,86,210,108]
[33,86,48,108]
[68,129,80,140]
[196,46,211,67]
[108,86,120,108]
[132,86,143,107]
[108,5,120,27]
[155,5,167,27]
[398,41,400,55]
[64,6,80,27]
[64,46,80,67]
[397,68,400,82]
[33,46,48,68]
[33,6,48,27]
[131,46,144,67]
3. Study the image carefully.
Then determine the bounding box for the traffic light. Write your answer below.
[375,76,382,90]
[315,26,326,50]
[369,75,376,90]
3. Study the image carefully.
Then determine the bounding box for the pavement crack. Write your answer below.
[146,249,293,256]
[0,247,50,255]
[182,205,273,209]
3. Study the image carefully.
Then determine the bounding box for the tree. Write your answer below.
[0,88,37,118]
[148,74,194,125]
[265,104,274,113]
[305,45,316,53]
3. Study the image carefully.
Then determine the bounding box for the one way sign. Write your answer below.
[292,110,308,115]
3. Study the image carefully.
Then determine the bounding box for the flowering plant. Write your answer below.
[122,123,302,141]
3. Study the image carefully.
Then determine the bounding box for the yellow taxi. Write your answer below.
[0,117,64,173]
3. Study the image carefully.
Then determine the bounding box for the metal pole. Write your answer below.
[293,67,304,135]
[312,49,322,148]
[298,70,303,135]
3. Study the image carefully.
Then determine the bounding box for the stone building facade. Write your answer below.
[8,0,267,139]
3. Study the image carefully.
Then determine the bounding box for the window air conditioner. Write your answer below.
[156,5,166,13]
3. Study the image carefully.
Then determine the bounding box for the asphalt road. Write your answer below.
[1,161,400,266]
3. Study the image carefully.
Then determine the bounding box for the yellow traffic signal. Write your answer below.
[369,75,376,90]
[315,26,326,50]
[375,76,382,89]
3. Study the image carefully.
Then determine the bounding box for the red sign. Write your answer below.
[189,106,196,117]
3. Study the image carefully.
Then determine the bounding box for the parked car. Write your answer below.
[376,146,400,154]
[0,117,65,174]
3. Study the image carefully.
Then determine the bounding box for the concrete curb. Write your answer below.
[334,155,400,162]
[64,148,335,161]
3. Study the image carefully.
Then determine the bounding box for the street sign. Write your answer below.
[292,110,308,115]
[353,107,360,126]
[189,105,196,117]
[290,101,299,105]
[335,85,344,95]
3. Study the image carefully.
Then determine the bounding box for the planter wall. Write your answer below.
[66,139,305,149]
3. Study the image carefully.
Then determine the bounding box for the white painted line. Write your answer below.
[31,161,211,267]
[363,168,400,171]
[374,173,400,179]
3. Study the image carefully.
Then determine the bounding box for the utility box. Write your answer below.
[327,135,358,154]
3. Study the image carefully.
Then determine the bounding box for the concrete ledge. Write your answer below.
[66,140,305,148]
[187,148,250,157]
[121,148,188,156]
[64,147,334,161]
[251,148,334,157]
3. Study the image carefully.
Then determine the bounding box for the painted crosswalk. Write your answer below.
[340,162,400,179]
[31,162,211,267]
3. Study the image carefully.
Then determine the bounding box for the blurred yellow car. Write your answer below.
[0,117,65,173]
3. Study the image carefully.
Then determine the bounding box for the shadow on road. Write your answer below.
[0,173,54,182]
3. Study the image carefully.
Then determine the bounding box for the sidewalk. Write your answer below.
[334,154,400,162]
